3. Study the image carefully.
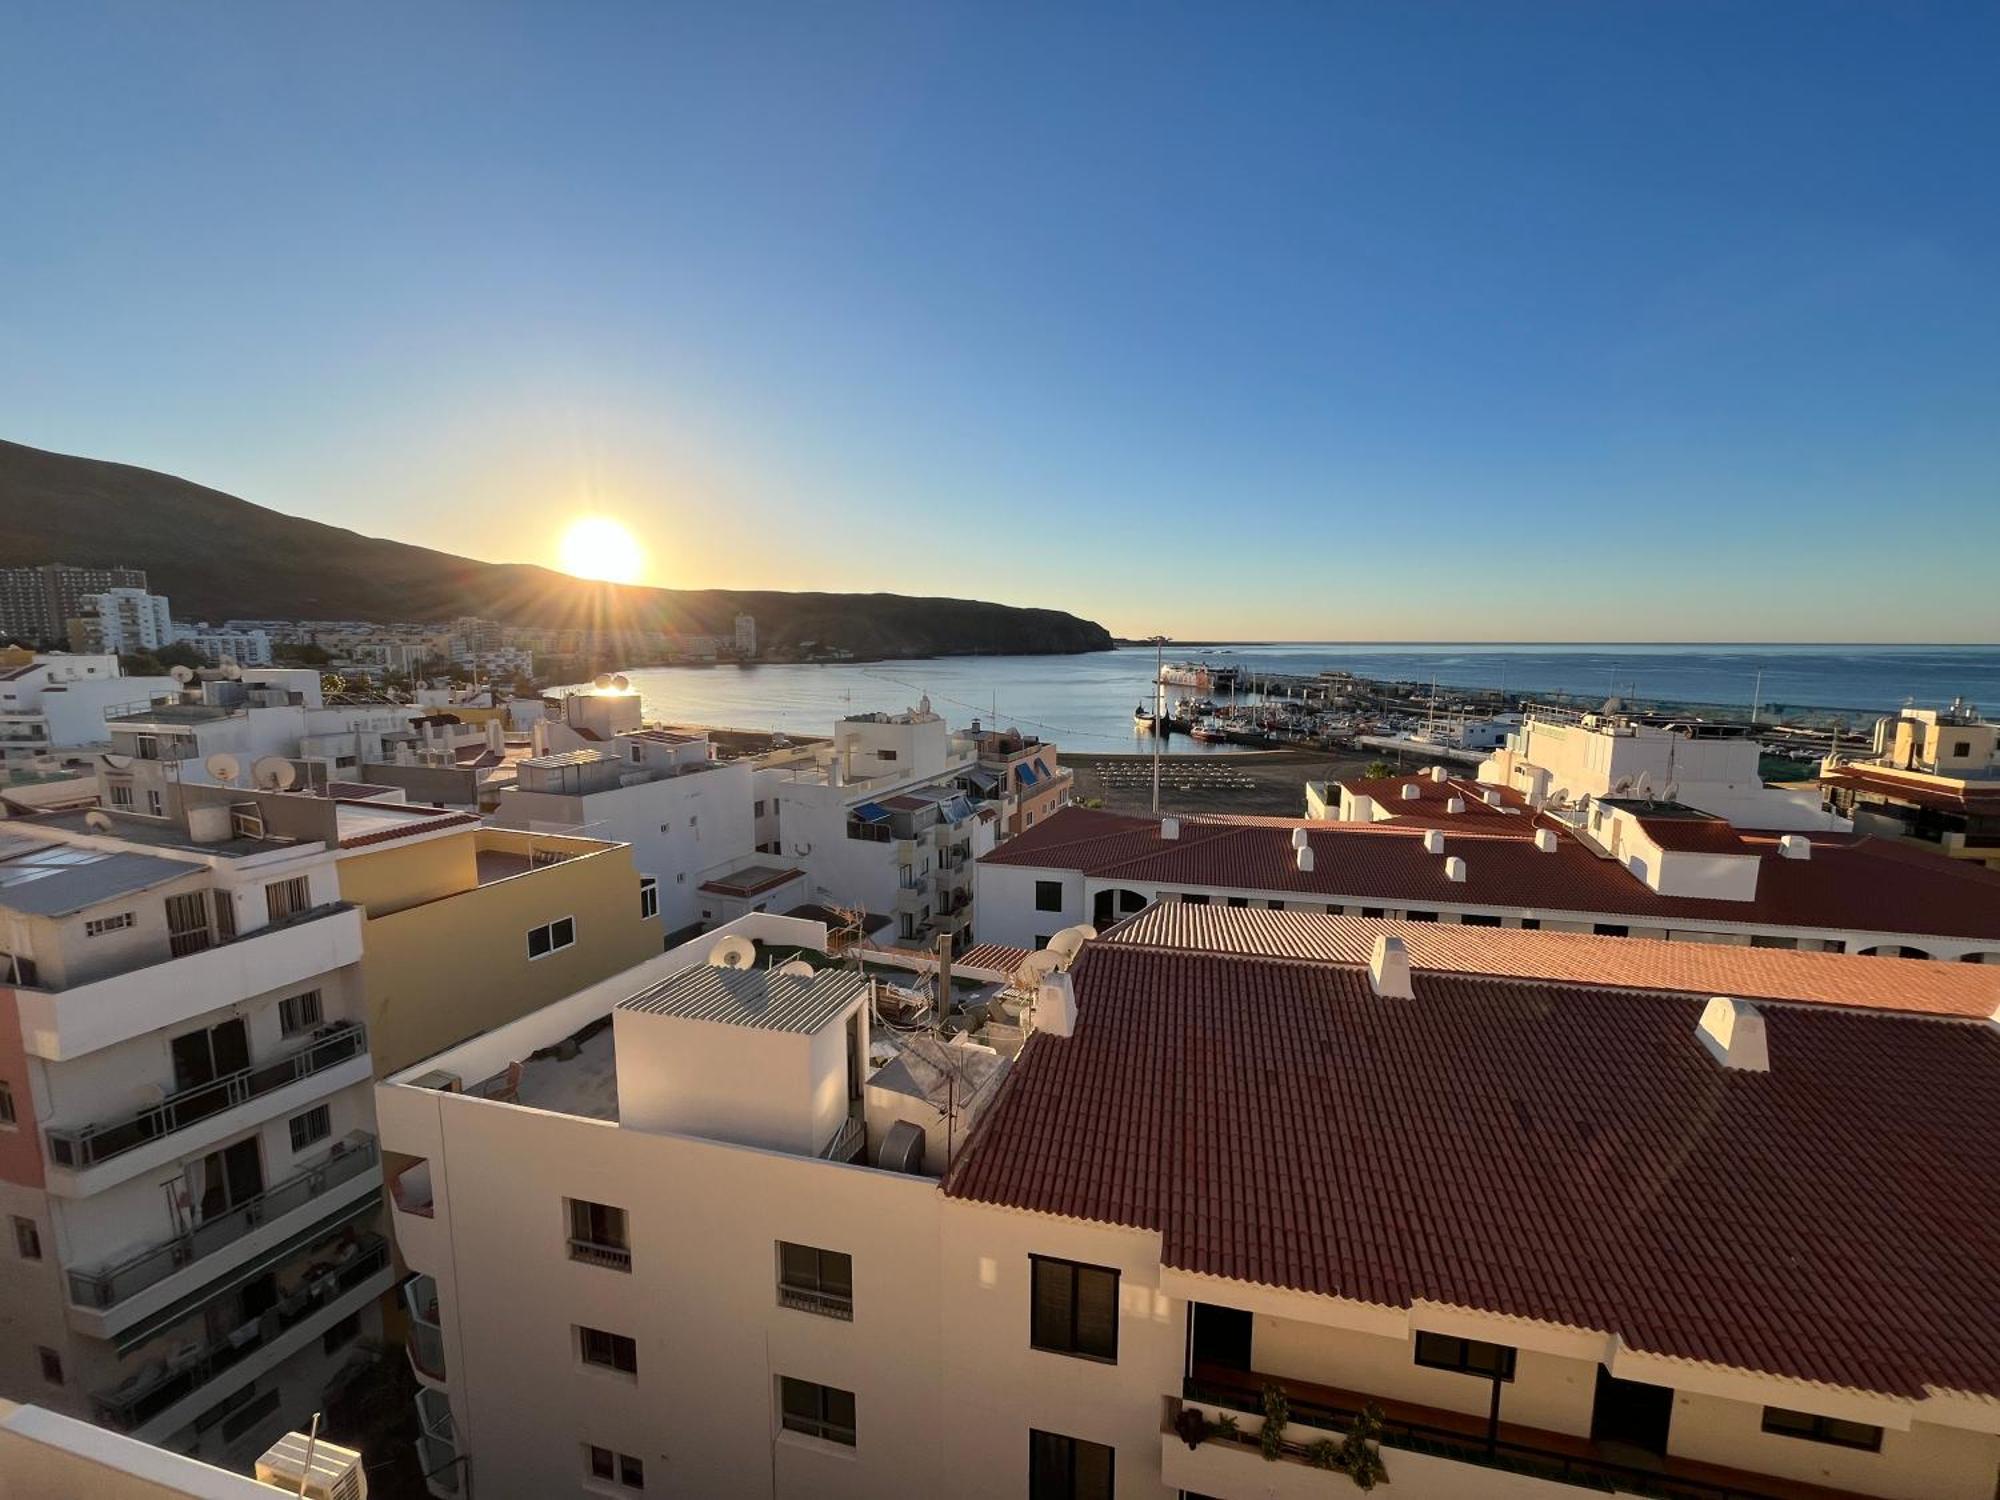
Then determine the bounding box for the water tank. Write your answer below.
[187,803,233,845]
[876,1119,926,1174]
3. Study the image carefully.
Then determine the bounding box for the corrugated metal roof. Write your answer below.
[617,964,867,1034]
[0,839,195,916]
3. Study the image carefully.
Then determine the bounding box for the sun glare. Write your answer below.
[557,516,643,584]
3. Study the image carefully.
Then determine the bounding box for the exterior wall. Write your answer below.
[0,1399,351,1499]
[0,990,46,1191]
[1672,1391,2000,1500]
[975,863,1086,949]
[0,1178,75,1417]
[336,833,480,918]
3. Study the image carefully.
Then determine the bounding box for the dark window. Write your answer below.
[1762,1407,1883,1451]
[1180,892,1209,906]
[278,989,323,1035]
[321,1311,361,1354]
[1593,923,1629,937]
[587,1444,645,1489]
[528,917,577,959]
[1031,1255,1119,1362]
[638,878,658,921]
[579,1326,638,1374]
[1266,900,1284,909]
[1033,934,1052,950]
[1460,913,1502,927]
[0,1080,14,1126]
[1226,896,1249,908]
[1519,918,1541,930]
[265,876,312,923]
[778,1241,853,1319]
[1360,907,1385,919]
[1952,740,1972,757]
[1405,910,1439,923]
[778,1376,856,1446]
[13,1215,41,1259]
[569,1199,632,1270]
[288,1104,331,1152]
[1034,880,1064,913]
[37,1346,62,1385]
[1029,1429,1115,1500]
[1415,1331,1515,1381]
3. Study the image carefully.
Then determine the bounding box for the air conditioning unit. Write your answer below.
[256,1431,368,1500]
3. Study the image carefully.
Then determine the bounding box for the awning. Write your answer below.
[960,767,1000,793]
[1016,763,1039,788]
[851,802,891,824]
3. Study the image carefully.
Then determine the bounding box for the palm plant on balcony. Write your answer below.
[1259,1384,1289,1461]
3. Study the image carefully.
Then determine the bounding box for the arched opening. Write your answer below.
[1092,888,1152,927]
[1855,944,1933,960]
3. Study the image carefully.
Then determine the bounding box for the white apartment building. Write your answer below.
[976,799,2000,961]
[374,909,2000,1500]
[172,629,274,668]
[74,590,176,657]
[0,656,179,774]
[1481,702,1846,831]
[0,800,387,1471]
[733,614,757,658]
[0,1402,367,1499]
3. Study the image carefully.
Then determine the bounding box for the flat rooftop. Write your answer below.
[699,863,805,898]
[619,964,868,1034]
[0,835,192,916]
[26,806,292,859]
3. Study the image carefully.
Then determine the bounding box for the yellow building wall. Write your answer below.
[351,835,660,1075]
[338,834,480,918]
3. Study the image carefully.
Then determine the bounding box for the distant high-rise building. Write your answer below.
[0,562,147,644]
[734,612,757,658]
[71,587,174,655]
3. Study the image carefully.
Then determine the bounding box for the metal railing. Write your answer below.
[778,1282,854,1321]
[819,1116,866,1163]
[1183,1378,1811,1500]
[92,1236,388,1431]
[46,1023,367,1171]
[567,1237,632,1272]
[68,1133,378,1309]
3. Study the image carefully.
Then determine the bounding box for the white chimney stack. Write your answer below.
[1696,996,1769,1072]
[1291,826,1310,850]
[1429,765,1448,783]
[1035,972,1077,1037]
[1161,817,1180,841]
[1296,846,1315,873]
[1445,856,1467,882]
[1778,835,1811,860]
[1369,935,1413,998]
[1534,828,1559,854]
[1483,790,1502,807]
[1446,796,1465,814]
[1400,783,1421,800]
[1422,829,1445,855]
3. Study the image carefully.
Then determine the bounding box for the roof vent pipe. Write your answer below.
[1446,796,1465,814]
[1161,817,1180,841]
[1445,856,1466,882]
[1534,828,1559,854]
[1483,790,1503,807]
[1696,996,1769,1072]
[1400,784,1421,800]
[1297,846,1315,873]
[1035,972,1077,1037]
[1369,935,1413,999]
[1291,826,1310,850]
[1778,835,1812,860]
[1429,766,1448,783]
[1422,829,1446,855]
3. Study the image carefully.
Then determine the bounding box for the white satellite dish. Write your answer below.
[84,809,115,832]
[774,959,816,979]
[170,664,195,684]
[1044,925,1098,967]
[99,752,134,771]
[612,674,630,692]
[1632,772,1654,800]
[1007,949,1062,990]
[592,673,614,691]
[1662,780,1680,802]
[708,935,757,970]
[252,756,298,790]
[221,661,243,680]
[205,753,242,784]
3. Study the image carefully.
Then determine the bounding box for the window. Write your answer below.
[1518,918,1541,930]
[1405,910,1439,923]
[288,1105,331,1152]
[37,1347,62,1386]
[1762,1407,1883,1451]
[778,1376,855,1446]
[266,877,312,922]
[108,780,134,808]
[1030,1255,1119,1362]
[778,1241,853,1319]
[753,800,766,818]
[587,1444,646,1490]
[0,1080,14,1127]
[1180,892,1209,905]
[1593,923,1629,937]
[278,990,323,1036]
[569,1199,632,1271]
[13,1215,41,1260]
[1414,1331,1515,1380]
[638,878,659,921]
[1952,740,1972,758]
[1360,907,1385,918]
[1034,880,1064,913]
[85,912,134,937]
[579,1326,637,1374]
[528,916,577,959]
[1030,1430,1114,1500]
[1226,896,1249,908]
[1461,913,1502,928]
[878,748,898,762]
[1266,899,1284,909]
[0,952,36,986]
[145,790,164,817]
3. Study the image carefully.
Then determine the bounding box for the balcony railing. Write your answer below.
[46,1022,367,1171]
[819,1115,866,1163]
[91,1236,389,1431]
[69,1132,378,1309]
[778,1283,854,1321]
[567,1237,632,1272]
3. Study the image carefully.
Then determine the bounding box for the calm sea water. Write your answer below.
[593,644,2000,756]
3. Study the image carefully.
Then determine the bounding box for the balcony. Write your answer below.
[45,1022,367,1173]
[90,1235,391,1437]
[415,1383,462,1494]
[404,1273,447,1386]
[1173,1367,1877,1500]
[15,902,363,1062]
[568,1235,632,1272]
[68,1132,379,1314]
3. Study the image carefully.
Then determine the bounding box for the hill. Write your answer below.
[0,440,1111,659]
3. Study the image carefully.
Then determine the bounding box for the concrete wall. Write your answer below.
[1673,1391,2000,1500]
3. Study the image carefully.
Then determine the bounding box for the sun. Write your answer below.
[557,516,643,584]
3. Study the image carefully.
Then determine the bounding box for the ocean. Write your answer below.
[592,644,2000,756]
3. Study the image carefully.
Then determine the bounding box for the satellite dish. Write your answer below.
[1662,780,1680,802]
[252,756,298,790]
[170,665,195,684]
[221,661,243,680]
[99,752,133,771]
[1633,772,1654,800]
[205,753,242,784]
[774,959,816,979]
[84,809,114,832]
[1044,925,1098,967]
[708,935,757,970]
[1007,950,1063,990]
[593,673,614,691]
[612,674,630,692]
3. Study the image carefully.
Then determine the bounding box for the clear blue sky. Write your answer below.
[2,2,1995,641]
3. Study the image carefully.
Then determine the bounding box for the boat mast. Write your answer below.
[1150,634,1168,815]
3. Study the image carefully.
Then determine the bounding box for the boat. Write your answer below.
[1190,716,1231,743]
[1133,706,1159,732]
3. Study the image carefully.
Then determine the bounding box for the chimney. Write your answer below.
[486,719,504,752]
[1483,790,1503,808]
[1534,828,1559,854]
[1400,783,1421,800]
[1369,935,1413,998]
[1696,997,1769,1072]
[1444,856,1466,882]
[1778,835,1811,860]
[1446,796,1465,814]
[1161,817,1180,840]
[1035,972,1077,1037]
[1429,766,1447,783]
[1291,827,1309,850]
[1423,829,1445,855]
[1297,846,1315,873]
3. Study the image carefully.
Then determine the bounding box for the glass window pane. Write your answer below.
[553,917,575,947]
[1031,1260,1073,1350]
[818,1250,852,1297]
[779,1242,816,1287]
[1074,1266,1118,1359]
[823,1386,855,1431]
[1072,1437,1115,1500]
[589,1446,614,1478]
[780,1377,817,1422]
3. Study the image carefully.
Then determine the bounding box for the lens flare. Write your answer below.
[557,516,643,583]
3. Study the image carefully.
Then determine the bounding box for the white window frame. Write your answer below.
[288,1104,332,1153]
[638,878,659,921]
[278,990,324,1036]
[84,912,134,938]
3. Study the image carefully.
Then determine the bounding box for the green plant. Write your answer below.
[1305,1437,1341,1469]
[1214,1413,1240,1442]
[1259,1384,1290,1461]
[1365,759,1396,779]
[1337,1402,1391,1490]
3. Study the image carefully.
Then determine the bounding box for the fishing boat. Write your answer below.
[1133,705,1159,732]
[1190,716,1231,743]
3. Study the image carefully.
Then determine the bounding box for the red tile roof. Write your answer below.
[1627,811,1751,855]
[1338,773,1536,832]
[981,806,2000,943]
[1822,764,2000,812]
[945,927,2000,1398]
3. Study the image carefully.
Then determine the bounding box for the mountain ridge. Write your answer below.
[0,439,1112,659]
